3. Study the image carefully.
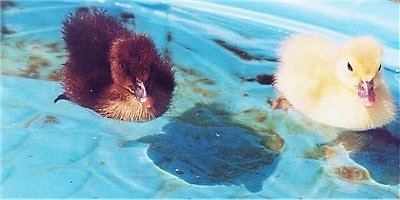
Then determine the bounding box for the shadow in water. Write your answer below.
[333,128,400,185]
[125,105,281,193]
[139,120,279,192]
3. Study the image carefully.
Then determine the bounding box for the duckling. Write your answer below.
[273,34,396,131]
[54,8,175,121]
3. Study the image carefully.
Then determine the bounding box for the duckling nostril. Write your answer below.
[357,82,368,98]
[132,80,147,99]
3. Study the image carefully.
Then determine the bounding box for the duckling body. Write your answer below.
[56,8,175,121]
[274,34,395,130]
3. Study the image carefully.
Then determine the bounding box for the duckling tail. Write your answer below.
[54,93,70,103]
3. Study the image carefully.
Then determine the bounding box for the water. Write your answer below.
[1,1,399,198]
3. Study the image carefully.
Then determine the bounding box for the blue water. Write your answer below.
[1,1,399,198]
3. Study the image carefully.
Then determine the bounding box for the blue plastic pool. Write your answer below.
[1,1,399,198]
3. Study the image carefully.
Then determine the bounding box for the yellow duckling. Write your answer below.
[273,34,396,131]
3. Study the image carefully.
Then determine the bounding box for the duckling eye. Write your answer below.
[378,64,382,71]
[347,62,353,72]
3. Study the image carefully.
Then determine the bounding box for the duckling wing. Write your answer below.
[275,34,336,112]
[61,8,131,107]
[62,8,131,69]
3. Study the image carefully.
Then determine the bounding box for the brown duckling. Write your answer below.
[55,8,175,121]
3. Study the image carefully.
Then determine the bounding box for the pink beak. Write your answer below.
[357,81,376,107]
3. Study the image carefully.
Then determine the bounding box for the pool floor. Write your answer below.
[1,1,399,198]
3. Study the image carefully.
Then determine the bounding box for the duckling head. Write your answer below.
[109,34,159,109]
[335,36,383,107]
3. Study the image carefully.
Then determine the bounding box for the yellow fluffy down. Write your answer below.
[274,34,396,131]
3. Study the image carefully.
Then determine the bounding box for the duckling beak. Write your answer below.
[357,80,376,107]
[133,80,154,109]
[133,81,147,100]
